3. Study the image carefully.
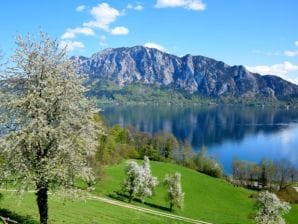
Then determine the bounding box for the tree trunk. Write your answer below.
[128,189,133,203]
[36,184,48,224]
[170,201,173,212]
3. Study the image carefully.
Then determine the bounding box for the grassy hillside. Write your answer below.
[93,160,257,224]
[0,191,187,224]
[1,161,297,224]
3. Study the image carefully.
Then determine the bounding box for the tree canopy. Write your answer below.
[0,32,102,224]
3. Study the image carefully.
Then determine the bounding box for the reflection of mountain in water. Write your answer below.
[102,105,298,149]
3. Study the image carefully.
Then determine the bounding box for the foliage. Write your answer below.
[255,191,291,224]
[153,132,179,160]
[96,122,224,179]
[231,158,298,191]
[0,32,102,223]
[275,186,298,204]
[122,157,158,202]
[88,81,214,105]
[138,156,159,202]
[97,125,137,165]
[193,146,223,177]
[87,80,298,106]
[122,161,141,202]
[97,124,182,164]
[163,172,184,211]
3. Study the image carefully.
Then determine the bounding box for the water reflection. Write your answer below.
[101,105,298,172]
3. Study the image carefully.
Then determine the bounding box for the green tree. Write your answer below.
[153,132,178,159]
[0,33,101,224]
[194,146,222,178]
[163,172,184,211]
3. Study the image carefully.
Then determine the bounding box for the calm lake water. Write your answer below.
[101,105,298,173]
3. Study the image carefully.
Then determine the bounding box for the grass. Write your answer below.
[0,161,297,224]
[0,191,187,224]
[285,204,298,223]
[93,160,298,224]
[94,160,257,224]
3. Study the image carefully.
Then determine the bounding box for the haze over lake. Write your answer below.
[102,105,298,173]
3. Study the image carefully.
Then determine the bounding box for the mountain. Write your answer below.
[73,46,298,100]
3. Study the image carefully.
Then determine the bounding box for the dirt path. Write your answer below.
[88,195,212,224]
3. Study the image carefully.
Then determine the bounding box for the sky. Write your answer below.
[1,0,298,83]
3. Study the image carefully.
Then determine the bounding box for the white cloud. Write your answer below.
[76,5,86,12]
[83,3,120,31]
[144,42,165,51]
[155,0,206,11]
[110,26,129,35]
[284,50,298,57]
[61,27,95,39]
[59,40,84,52]
[127,3,144,10]
[246,61,298,84]
[295,40,298,47]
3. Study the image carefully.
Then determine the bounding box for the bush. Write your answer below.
[275,186,298,204]
[194,146,223,178]
[255,191,290,224]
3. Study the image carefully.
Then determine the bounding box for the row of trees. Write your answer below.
[122,157,184,211]
[232,158,298,190]
[97,125,179,164]
[96,124,223,178]
[178,145,223,178]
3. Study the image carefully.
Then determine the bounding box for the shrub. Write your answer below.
[255,191,291,224]
[194,146,223,178]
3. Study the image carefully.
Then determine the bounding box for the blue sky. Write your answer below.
[1,0,298,83]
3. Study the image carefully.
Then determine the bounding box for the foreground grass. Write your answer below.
[94,160,256,224]
[0,191,187,224]
[284,204,298,223]
[1,161,296,224]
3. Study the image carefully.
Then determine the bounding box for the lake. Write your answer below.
[101,105,298,173]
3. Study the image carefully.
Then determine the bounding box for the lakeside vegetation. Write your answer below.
[88,81,298,107]
[96,121,223,178]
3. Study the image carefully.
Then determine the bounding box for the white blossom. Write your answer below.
[0,32,103,224]
[137,156,159,202]
[122,156,158,203]
[122,161,142,202]
[255,191,291,224]
[164,172,184,211]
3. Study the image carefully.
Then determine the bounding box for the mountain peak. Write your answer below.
[75,47,298,100]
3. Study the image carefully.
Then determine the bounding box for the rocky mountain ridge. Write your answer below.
[73,46,298,100]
